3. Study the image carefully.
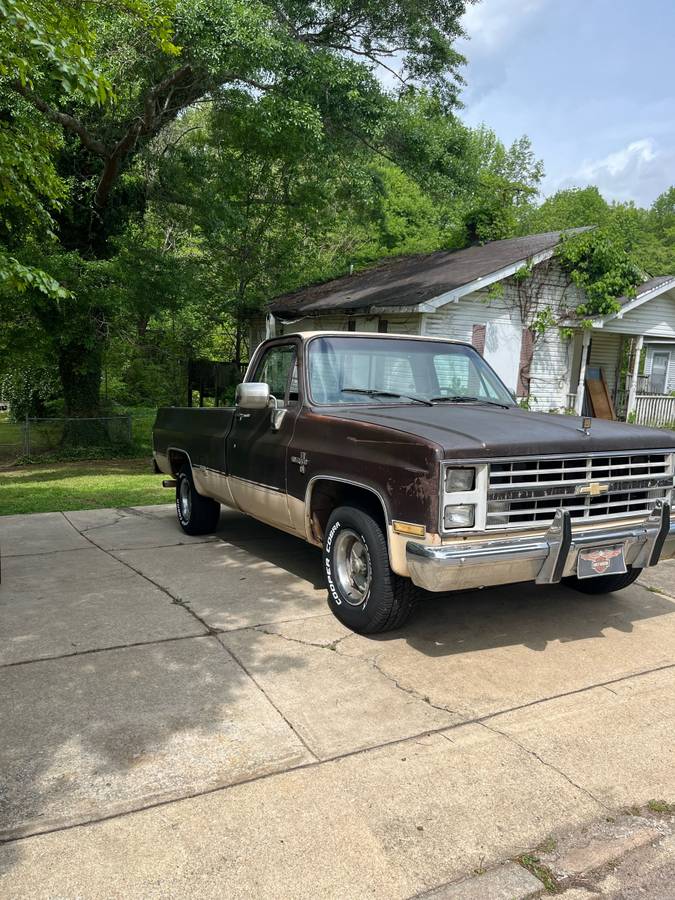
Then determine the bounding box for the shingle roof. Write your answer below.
[269,229,591,316]
[618,275,675,307]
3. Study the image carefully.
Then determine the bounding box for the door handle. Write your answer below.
[236,412,251,420]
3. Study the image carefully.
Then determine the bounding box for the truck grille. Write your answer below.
[487,453,673,530]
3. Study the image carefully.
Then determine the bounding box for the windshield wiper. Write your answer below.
[341,388,433,407]
[430,395,511,410]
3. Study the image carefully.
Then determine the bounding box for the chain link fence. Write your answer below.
[0,412,157,466]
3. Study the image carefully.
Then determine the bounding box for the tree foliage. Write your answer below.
[2,1,674,428]
[556,229,643,320]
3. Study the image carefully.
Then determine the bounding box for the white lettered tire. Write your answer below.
[323,505,417,633]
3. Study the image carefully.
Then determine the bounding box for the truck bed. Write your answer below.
[153,407,236,473]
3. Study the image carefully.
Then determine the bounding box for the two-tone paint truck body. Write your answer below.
[153,332,675,633]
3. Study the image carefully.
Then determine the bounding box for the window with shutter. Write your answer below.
[471,324,486,356]
[517,328,535,397]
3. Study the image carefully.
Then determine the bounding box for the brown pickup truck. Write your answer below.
[153,332,675,633]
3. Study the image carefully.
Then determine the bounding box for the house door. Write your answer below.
[651,351,670,394]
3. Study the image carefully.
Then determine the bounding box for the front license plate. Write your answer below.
[577,544,627,579]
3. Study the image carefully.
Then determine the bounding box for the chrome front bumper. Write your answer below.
[406,502,674,593]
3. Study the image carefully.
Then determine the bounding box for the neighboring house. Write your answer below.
[256,231,675,425]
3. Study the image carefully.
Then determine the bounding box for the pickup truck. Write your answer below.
[153,332,675,633]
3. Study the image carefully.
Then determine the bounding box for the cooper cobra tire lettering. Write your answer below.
[324,521,342,604]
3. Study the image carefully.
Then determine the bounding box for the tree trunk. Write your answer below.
[57,338,108,446]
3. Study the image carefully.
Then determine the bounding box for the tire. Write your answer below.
[323,505,417,634]
[562,566,642,595]
[175,463,220,535]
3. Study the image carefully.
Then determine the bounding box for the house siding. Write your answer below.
[421,262,584,411]
[601,291,675,338]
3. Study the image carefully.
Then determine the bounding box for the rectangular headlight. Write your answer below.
[444,504,475,529]
[445,467,475,493]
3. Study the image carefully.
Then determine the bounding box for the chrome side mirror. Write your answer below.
[236,382,270,409]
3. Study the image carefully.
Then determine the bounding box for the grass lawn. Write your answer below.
[0,458,169,516]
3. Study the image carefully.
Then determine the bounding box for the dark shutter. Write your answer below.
[471,324,486,356]
[517,328,535,397]
[378,319,389,333]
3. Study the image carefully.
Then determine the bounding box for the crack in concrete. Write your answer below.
[0,633,206,670]
[1,545,95,559]
[215,635,319,763]
[254,625,353,653]
[363,654,462,718]
[60,512,216,636]
[480,719,609,812]
[253,627,460,717]
[74,513,128,533]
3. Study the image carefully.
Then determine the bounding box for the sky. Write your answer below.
[456,0,675,207]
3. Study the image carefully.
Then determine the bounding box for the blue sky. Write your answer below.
[456,0,675,207]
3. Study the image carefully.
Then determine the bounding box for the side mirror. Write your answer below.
[236,382,270,409]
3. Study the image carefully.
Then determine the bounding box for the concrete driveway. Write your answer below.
[1,504,674,898]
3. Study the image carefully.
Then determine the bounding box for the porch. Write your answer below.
[568,329,675,428]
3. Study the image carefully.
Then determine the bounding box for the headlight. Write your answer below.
[444,504,475,529]
[445,467,475,493]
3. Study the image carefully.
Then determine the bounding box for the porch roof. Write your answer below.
[584,275,675,338]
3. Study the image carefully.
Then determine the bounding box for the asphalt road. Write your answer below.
[1,504,674,898]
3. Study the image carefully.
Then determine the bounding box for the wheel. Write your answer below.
[175,463,220,535]
[562,567,642,595]
[323,505,417,634]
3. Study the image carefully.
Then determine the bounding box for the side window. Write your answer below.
[253,345,298,406]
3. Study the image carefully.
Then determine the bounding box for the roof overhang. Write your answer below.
[590,276,675,328]
[420,246,558,311]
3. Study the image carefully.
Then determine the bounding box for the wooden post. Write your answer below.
[626,335,644,421]
[574,330,592,415]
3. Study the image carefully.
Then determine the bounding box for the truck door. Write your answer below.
[227,341,300,527]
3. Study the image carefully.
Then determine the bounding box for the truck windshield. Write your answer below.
[307,336,515,406]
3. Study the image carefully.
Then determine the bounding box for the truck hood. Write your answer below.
[322,404,675,458]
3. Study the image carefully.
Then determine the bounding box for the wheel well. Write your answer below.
[309,479,388,542]
[168,449,190,475]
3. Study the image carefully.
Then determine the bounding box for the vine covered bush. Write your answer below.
[556,229,643,320]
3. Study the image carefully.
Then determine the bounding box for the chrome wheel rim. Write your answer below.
[334,528,371,605]
[179,477,192,521]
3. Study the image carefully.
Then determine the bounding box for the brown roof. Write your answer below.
[269,229,591,316]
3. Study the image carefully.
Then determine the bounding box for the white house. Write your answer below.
[259,230,675,426]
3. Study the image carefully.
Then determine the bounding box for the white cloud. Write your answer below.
[555,138,672,206]
[577,139,656,180]
[461,0,549,53]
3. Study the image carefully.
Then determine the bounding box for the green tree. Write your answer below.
[2,0,474,419]
[637,187,675,275]
[519,186,610,234]
[457,129,544,244]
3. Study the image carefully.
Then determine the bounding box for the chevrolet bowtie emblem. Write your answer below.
[577,482,610,497]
